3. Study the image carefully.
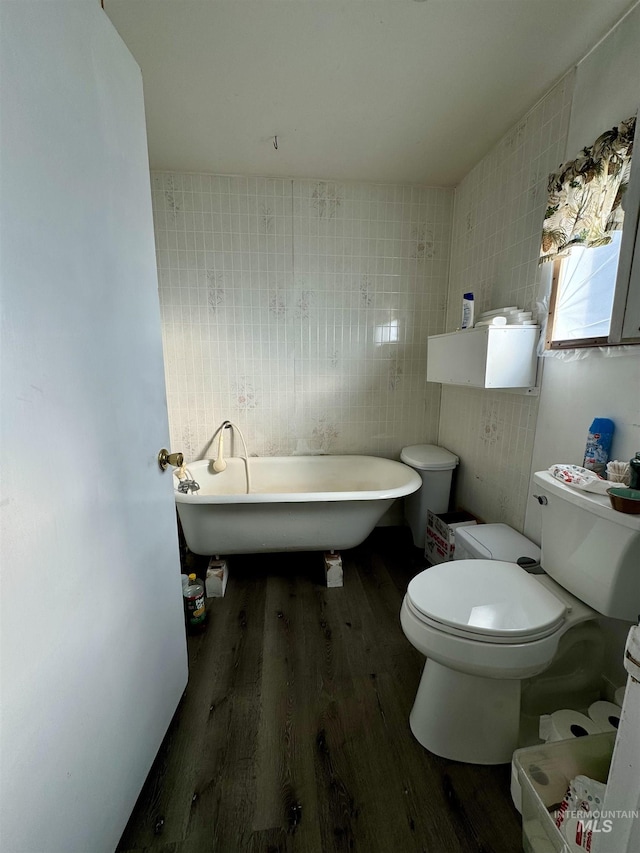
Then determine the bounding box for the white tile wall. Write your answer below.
[152,173,453,461]
[446,74,574,327]
[439,74,575,528]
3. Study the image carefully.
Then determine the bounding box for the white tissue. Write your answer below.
[475,316,507,326]
[539,709,601,742]
[587,700,621,731]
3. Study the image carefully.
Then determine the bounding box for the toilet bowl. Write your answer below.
[400,559,596,764]
[454,522,604,713]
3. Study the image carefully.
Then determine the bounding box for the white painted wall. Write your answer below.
[566,2,640,162]
[0,4,187,851]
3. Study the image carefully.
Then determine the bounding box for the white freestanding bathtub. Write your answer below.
[175,456,421,555]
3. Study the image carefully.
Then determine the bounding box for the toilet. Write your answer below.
[454,522,605,719]
[400,444,459,548]
[400,470,640,765]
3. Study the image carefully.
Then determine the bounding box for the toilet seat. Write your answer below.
[407,560,567,643]
[405,597,563,644]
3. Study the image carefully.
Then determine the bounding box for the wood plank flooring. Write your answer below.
[118,528,523,853]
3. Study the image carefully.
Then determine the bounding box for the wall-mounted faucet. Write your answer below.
[212,421,232,472]
[209,420,251,493]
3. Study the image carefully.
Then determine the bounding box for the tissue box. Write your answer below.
[425,510,478,564]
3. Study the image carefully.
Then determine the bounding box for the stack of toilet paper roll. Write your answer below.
[539,700,622,743]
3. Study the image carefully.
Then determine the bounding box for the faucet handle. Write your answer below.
[158,449,184,470]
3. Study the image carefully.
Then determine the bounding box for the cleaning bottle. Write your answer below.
[583,418,615,477]
[629,452,640,489]
[183,573,206,634]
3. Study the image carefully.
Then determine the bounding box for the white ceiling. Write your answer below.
[104,0,636,187]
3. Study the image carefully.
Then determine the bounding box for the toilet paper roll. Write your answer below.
[475,316,507,326]
[588,700,621,731]
[614,685,626,707]
[522,759,574,808]
[539,709,601,743]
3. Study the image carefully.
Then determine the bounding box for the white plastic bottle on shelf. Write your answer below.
[461,292,474,329]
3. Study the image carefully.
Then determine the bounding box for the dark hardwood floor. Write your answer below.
[118,528,523,853]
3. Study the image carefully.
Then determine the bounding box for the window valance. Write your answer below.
[540,115,635,264]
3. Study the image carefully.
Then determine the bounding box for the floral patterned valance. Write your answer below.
[540,115,636,264]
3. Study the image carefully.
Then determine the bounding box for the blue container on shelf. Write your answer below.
[583,418,615,477]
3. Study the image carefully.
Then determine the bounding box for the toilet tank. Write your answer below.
[533,471,640,622]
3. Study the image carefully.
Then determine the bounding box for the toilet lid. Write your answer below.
[407,560,566,639]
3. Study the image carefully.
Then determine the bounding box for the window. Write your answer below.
[539,115,636,350]
[546,231,623,348]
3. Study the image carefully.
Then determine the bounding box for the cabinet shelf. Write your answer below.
[427,326,539,389]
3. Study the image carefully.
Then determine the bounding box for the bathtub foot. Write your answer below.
[324,551,343,588]
[205,557,229,597]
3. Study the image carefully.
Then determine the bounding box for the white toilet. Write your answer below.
[400,470,640,765]
[454,522,605,719]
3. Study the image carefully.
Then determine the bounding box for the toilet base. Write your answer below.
[409,659,521,765]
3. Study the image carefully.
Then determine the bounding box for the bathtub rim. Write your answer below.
[174,455,421,505]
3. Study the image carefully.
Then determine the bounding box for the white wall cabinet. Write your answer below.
[427,326,538,389]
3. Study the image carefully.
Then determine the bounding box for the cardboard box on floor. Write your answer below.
[425,510,478,564]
